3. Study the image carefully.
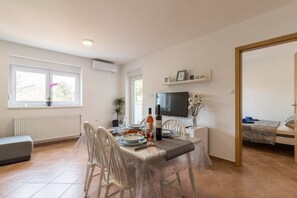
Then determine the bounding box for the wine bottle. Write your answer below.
[156,104,162,140]
[146,108,154,141]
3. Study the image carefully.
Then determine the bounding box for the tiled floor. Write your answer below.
[0,140,297,198]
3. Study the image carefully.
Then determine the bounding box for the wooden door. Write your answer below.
[295,53,297,163]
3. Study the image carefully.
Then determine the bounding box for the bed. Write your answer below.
[242,120,294,145]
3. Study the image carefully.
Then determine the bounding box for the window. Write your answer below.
[8,56,81,108]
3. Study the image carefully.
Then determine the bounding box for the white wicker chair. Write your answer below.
[83,122,103,198]
[162,119,196,197]
[162,119,186,137]
[94,127,136,198]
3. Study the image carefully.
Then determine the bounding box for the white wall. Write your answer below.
[242,43,296,121]
[120,2,297,161]
[0,40,118,137]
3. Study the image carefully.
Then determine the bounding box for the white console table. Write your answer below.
[186,126,208,154]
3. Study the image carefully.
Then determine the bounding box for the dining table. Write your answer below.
[73,126,211,198]
[115,127,212,198]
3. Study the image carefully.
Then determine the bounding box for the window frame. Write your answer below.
[8,58,82,108]
[50,70,81,107]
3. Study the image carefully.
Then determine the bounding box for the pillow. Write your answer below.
[285,116,294,129]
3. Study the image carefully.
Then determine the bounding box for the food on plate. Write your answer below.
[123,129,139,135]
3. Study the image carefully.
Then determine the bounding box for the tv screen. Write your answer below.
[156,92,189,117]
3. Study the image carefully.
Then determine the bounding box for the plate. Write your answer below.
[122,134,145,143]
[129,124,141,129]
[118,138,147,147]
[109,128,117,132]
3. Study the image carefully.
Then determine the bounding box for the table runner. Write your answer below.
[155,138,194,161]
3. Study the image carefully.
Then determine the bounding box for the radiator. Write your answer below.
[14,115,82,143]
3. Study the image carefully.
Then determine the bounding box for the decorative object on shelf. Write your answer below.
[188,93,204,127]
[197,75,205,79]
[176,70,187,81]
[164,76,170,83]
[189,74,195,80]
[46,83,58,106]
[112,97,125,126]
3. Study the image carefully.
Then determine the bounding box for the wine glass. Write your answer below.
[118,114,126,133]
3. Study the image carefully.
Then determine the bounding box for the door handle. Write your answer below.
[292,102,297,113]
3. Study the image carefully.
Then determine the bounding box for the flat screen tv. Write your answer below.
[156,92,189,117]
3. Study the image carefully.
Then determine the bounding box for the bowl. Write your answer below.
[122,134,145,143]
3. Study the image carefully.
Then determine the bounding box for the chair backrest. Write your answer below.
[94,127,131,187]
[162,119,186,137]
[83,121,97,163]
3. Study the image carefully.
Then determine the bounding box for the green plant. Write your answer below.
[113,97,125,120]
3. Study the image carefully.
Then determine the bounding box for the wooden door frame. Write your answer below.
[235,32,297,166]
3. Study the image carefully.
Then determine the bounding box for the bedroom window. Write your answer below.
[8,55,82,108]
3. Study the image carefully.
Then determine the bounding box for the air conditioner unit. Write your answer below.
[91,60,117,73]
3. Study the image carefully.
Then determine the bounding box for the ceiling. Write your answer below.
[1,0,297,64]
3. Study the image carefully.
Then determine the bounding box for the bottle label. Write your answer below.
[147,123,153,132]
[156,120,162,128]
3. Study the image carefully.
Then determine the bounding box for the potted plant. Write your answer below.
[112,97,125,127]
[46,83,58,106]
[46,96,52,106]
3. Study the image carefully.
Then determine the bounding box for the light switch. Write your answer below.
[228,89,235,94]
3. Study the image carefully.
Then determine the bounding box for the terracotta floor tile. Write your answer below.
[200,187,234,198]
[50,170,81,184]
[59,184,85,198]
[31,183,71,198]
[1,140,297,197]
[0,182,23,197]
[4,183,46,198]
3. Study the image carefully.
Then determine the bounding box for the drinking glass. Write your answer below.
[118,115,126,133]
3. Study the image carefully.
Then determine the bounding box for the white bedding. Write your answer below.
[275,121,294,145]
[276,121,294,136]
[242,120,295,145]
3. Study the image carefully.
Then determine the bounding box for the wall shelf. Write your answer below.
[163,78,210,86]
[163,69,212,86]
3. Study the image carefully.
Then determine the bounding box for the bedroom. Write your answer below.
[241,41,297,162]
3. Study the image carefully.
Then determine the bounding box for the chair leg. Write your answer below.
[104,186,110,198]
[85,165,95,197]
[120,190,124,198]
[188,167,197,198]
[129,189,132,198]
[97,170,104,198]
[84,164,90,191]
[176,172,183,196]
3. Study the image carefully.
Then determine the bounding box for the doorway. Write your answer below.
[235,32,297,166]
[130,75,143,124]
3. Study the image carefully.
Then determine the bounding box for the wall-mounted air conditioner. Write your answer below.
[91,60,117,73]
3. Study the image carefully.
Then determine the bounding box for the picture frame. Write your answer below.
[176,70,187,81]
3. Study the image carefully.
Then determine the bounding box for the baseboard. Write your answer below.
[34,136,79,147]
[209,155,236,166]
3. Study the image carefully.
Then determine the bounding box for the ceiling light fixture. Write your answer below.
[82,39,94,46]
